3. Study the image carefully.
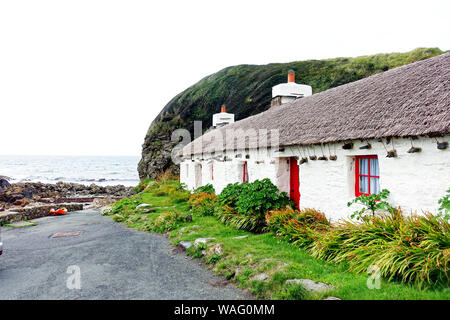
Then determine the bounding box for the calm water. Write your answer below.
[0,155,140,186]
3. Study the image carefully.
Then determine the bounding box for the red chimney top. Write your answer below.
[221,105,226,113]
[288,69,295,83]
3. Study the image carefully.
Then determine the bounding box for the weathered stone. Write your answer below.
[233,235,248,239]
[179,241,192,250]
[208,243,223,255]
[92,196,115,208]
[184,214,193,222]
[51,231,81,238]
[15,203,84,221]
[286,279,334,292]
[252,273,269,281]
[246,254,253,258]
[0,178,11,192]
[323,296,341,300]
[142,208,156,213]
[136,203,152,209]
[194,237,216,247]
[0,211,22,224]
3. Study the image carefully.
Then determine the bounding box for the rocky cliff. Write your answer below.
[138,48,445,179]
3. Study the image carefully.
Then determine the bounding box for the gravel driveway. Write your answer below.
[0,208,251,300]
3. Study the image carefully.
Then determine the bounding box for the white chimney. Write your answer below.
[271,70,312,107]
[212,105,234,128]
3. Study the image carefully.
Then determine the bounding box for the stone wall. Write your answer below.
[0,203,84,224]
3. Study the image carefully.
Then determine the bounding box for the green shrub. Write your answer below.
[216,182,246,208]
[216,179,292,232]
[168,188,190,203]
[236,179,292,217]
[309,208,450,286]
[188,192,217,216]
[279,283,307,300]
[266,207,330,247]
[347,189,393,220]
[194,184,215,194]
[134,179,153,193]
[150,209,188,233]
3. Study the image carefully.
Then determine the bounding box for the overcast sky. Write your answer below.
[0,0,449,156]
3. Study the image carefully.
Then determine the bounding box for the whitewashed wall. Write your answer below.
[180,135,449,221]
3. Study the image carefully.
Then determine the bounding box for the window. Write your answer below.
[211,162,214,181]
[355,156,380,196]
[243,161,249,182]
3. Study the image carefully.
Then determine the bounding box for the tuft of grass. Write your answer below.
[3,220,37,228]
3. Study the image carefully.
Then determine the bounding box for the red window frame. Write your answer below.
[355,155,379,197]
[243,161,249,182]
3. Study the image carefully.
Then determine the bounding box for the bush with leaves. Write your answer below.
[236,179,292,216]
[216,182,246,208]
[194,184,215,195]
[150,209,189,233]
[309,208,449,286]
[188,192,217,216]
[216,179,293,232]
[266,207,331,247]
[347,189,393,220]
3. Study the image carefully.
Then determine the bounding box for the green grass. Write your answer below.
[3,220,37,228]
[104,180,450,300]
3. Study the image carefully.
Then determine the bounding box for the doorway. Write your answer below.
[194,163,202,189]
[289,157,300,209]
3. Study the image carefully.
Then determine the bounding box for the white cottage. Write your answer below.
[180,53,450,220]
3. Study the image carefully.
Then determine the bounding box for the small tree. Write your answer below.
[347,189,392,220]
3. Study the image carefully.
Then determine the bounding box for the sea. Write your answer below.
[0,155,140,187]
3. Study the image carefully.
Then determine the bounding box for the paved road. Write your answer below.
[0,209,250,300]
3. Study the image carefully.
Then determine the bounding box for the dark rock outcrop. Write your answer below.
[0,182,136,205]
[0,178,11,192]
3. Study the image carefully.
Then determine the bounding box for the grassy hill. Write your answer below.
[138,48,445,179]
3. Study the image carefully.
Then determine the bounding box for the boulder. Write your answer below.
[179,241,192,250]
[252,273,268,281]
[0,178,11,192]
[323,296,341,300]
[194,237,216,247]
[136,203,152,209]
[285,279,334,293]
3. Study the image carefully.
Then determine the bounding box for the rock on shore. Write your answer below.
[0,181,136,209]
[0,178,11,192]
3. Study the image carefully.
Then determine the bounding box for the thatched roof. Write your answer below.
[183,52,450,156]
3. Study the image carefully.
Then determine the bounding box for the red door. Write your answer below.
[289,157,300,209]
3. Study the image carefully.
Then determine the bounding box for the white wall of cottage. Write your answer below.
[180,135,449,221]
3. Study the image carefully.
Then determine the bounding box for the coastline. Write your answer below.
[0,179,137,224]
